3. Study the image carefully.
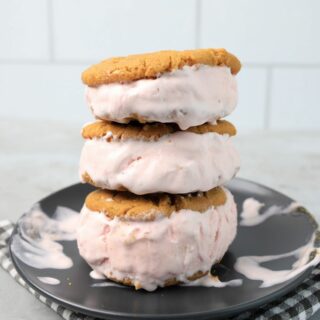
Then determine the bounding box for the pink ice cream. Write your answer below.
[77,188,237,291]
[79,131,240,195]
[85,65,238,130]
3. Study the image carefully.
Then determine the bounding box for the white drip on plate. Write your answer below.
[240,198,301,226]
[89,270,105,280]
[183,274,243,288]
[37,277,60,285]
[11,204,79,269]
[234,232,320,287]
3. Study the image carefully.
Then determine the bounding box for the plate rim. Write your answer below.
[9,178,319,319]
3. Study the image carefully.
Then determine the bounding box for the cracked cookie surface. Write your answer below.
[82,48,241,86]
[85,187,227,221]
[82,120,237,141]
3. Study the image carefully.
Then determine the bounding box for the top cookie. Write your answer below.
[82,48,241,86]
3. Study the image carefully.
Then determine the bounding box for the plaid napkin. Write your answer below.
[1,220,320,320]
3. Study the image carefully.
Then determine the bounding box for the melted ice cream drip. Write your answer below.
[89,264,128,288]
[89,270,105,280]
[11,204,79,269]
[91,273,242,289]
[234,232,320,287]
[240,198,300,226]
[183,273,243,288]
[37,277,60,285]
[91,281,126,288]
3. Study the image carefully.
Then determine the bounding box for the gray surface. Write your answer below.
[310,310,320,320]
[1,118,320,319]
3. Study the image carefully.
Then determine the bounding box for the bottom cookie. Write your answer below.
[77,187,237,291]
[107,270,208,290]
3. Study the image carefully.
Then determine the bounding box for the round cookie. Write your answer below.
[77,188,237,291]
[104,270,208,290]
[82,119,237,141]
[85,187,227,221]
[82,48,241,86]
[79,120,240,195]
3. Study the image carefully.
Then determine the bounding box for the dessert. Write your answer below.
[77,188,237,291]
[82,49,240,130]
[79,120,240,194]
[77,48,241,291]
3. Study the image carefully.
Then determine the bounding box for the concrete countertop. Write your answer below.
[1,118,319,319]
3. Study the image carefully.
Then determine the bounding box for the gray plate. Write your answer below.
[9,178,319,319]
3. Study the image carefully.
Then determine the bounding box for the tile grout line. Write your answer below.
[47,0,55,62]
[0,60,92,66]
[194,0,201,48]
[263,67,273,130]
[244,63,320,68]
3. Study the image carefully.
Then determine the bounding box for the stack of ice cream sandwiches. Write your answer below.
[77,49,241,291]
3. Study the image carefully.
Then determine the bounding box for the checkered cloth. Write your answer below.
[1,220,320,320]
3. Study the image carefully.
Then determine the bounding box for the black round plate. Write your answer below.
[10,178,319,320]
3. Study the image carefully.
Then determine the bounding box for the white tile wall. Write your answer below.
[270,68,320,130]
[200,0,320,64]
[52,0,196,61]
[228,67,268,131]
[0,64,89,123]
[0,0,320,131]
[0,0,50,60]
